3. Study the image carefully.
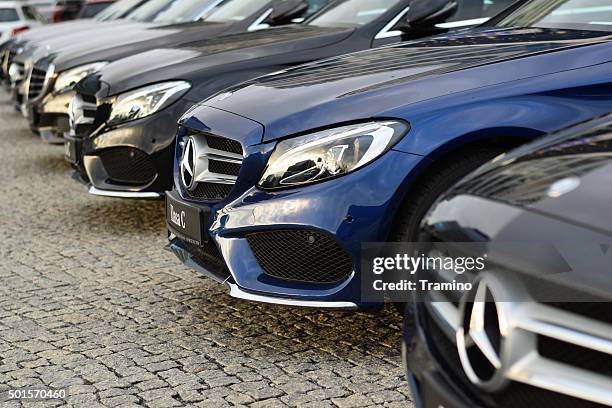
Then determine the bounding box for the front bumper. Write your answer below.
[76,99,192,197]
[28,91,74,143]
[168,140,423,309]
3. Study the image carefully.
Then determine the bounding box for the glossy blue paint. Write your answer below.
[168,26,612,309]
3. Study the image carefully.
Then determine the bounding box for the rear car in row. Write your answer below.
[22,0,317,142]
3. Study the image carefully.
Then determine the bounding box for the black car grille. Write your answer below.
[28,59,51,100]
[97,147,157,186]
[246,230,353,284]
[538,335,612,378]
[191,183,234,201]
[422,308,608,408]
[205,134,243,155]
[183,131,244,202]
[208,159,241,176]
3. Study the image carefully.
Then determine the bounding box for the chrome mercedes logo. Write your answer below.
[180,137,197,191]
[456,277,508,391]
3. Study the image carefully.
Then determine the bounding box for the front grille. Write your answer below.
[27,59,51,100]
[205,134,243,155]
[69,93,97,138]
[538,335,612,378]
[97,147,157,186]
[246,230,353,284]
[182,131,244,202]
[422,307,608,408]
[208,159,241,176]
[191,183,234,201]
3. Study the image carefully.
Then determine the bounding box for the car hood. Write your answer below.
[450,114,612,235]
[51,22,233,71]
[29,21,161,56]
[17,19,129,43]
[201,27,612,142]
[96,25,354,96]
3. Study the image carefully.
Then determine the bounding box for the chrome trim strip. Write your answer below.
[226,282,358,309]
[88,186,162,199]
[375,6,410,40]
[435,17,489,29]
[248,8,273,31]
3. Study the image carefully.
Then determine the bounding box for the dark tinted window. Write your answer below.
[309,0,401,27]
[81,2,112,17]
[497,0,612,31]
[95,0,145,20]
[0,8,19,21]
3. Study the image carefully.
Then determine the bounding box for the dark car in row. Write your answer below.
[404,114,612,407]
[65,0,512,198]
[163,0,612,310]
[20,0,318,142]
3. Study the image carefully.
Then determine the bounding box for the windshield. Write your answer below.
[125,0,180,21]
[95,0,146,20]
[153,0,218,23]
[308,0,401,27]
[0,8,19,21]
[204,0,270,23]
[496,0,612,32]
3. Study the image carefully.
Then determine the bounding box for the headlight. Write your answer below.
[53,62,108,93]
[8,63,23,83]
[259,121,409,189]
[107,81,191,126]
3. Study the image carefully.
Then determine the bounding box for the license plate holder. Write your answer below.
[166,190,210,246]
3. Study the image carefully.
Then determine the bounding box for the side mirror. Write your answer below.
[267,0,309,26]
[405,0,458,28]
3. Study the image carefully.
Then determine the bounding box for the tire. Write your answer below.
[389,146,509,314]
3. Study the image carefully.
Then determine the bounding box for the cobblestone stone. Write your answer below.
[0,93,412,407]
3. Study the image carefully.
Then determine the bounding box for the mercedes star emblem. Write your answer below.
[456,277,508,391]
[180,137,197,191]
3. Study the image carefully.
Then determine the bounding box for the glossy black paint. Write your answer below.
[404,114,612,408]
[73,0,465,193]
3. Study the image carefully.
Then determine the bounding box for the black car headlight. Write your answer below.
[54,62,108,94]
[259,121,409,189]
[108,81,191,126]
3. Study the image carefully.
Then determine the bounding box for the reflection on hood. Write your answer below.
[453,116,612,206]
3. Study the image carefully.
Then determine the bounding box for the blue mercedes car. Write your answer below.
[166,0,612,310]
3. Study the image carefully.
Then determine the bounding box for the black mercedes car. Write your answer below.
[403,115,612,407]
[22,0,317,142]
[0,0,152,85]
[67,0,512,198]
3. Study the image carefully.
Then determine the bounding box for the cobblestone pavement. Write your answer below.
[0,92,412,408]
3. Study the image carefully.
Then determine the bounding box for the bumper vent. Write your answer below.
[246,230,353,284]
[27,58,52,101]
[182,131,243,202]
[97,147,157,186]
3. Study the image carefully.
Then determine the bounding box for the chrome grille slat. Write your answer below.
[181,131,244,202]
[26,58,53,101]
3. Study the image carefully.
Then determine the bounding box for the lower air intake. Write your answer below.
[246,230,353,284]
[98,148,157,186]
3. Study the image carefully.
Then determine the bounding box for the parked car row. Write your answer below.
[1,0,611,406]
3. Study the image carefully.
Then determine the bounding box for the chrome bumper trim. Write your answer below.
[226,282,358,310]
[88,186,162,199]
